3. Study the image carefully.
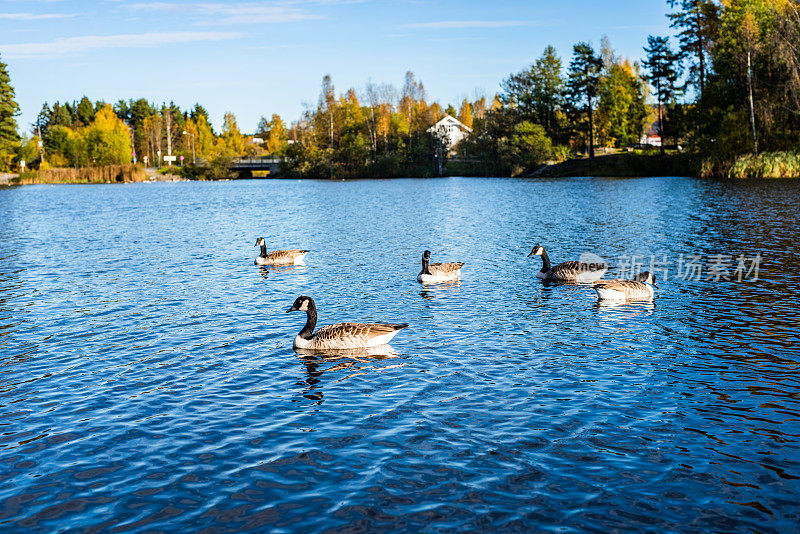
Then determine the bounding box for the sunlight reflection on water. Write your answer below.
[0,177,799,532]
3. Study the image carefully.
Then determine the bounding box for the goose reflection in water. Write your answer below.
[531,281,586,303]
[594,299,656,316]
[294,346,404,404]
[268,264,307,274]
[258,264,307,280]
[419,280,461,300]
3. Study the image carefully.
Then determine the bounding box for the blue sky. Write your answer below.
[1,0,674,134]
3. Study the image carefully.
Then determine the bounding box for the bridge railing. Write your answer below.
[231,157,283,167]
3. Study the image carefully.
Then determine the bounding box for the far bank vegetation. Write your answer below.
[1,0,798,180]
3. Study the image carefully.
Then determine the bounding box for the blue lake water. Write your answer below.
[1,177,799,532]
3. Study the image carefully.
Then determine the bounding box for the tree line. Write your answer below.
[29,97,268,175]
[0,89,288,175]
[1,0,798,177]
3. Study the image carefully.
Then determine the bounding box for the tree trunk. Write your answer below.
[658,95,665,157]
[695,6,705,98]
[747,47,758,153]
[165,113,172,158]
[329,112,334,149]
[588,93,595,160]
[369,106,377,156]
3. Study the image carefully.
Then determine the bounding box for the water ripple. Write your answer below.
[0,178,799,532]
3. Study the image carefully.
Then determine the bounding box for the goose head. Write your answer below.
[287,295,314,313]
[254,237,265,247]
[422,250,432,261]
[635,271,659,288]
[527,245,545,257]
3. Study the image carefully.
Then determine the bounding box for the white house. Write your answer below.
[427,115,473,152]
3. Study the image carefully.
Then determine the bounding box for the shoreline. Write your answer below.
[525,152,700,179]
[3,151,799,186]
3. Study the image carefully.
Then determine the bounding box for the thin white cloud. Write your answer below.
[127,2,321,24]
[0,31,243,59]
[406,20,541,29]
[0,13,74,20]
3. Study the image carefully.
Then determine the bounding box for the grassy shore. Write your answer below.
[2,165,148,186]
[3,152,798,184]
[701,151,800,179]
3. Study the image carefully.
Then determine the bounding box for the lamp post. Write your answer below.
[182,131,196,165]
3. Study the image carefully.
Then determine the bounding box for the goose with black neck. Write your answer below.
[286,296,408,350]
[527,244,607,283]
[254,237,309,266]
[417,249,464,284]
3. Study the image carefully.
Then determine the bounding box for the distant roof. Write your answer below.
[427,115,473,133]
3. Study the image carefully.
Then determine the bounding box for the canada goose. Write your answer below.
[593,271,658,301]
[417,250,464,284]
[286,296,408,350]
[527,245,607,282]
[254,237,309,266]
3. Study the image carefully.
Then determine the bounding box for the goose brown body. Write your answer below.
[300,322,408,350]
[254,238,309,266]
[417,250,464,284]
[527,245,607,282]
[286,296,408,350]
[593,271,658,301]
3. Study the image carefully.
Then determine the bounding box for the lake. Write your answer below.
[1,176,799,532]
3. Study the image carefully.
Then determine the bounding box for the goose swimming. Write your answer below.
[417,250,464,284]
[527,245,607,282]
[593,271,658,301]
[286,296,408,350]
[254,237,309,266]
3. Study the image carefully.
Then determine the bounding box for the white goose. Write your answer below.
[593,271,658,301]
[254,237,309,266]
[417,250,464,284]
[286,296,408,350]
[527,245,607,282]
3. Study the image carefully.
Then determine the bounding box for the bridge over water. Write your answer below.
[230,157,283,177]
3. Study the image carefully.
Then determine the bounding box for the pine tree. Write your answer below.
[643,35,682,155]
[667,0,719,99]
[75,96,95,127]
[113,100,130,122]
[190,104,212,134]
[129,98,156,161]
[566,42,603,160]
[534,46,565,136]
[50,102,74,128]
[501,46,564,137]
[0,54,21,172]
[36,103,52,137]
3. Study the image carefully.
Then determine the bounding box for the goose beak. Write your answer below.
[527,250,536,257]
[286,306,297,313]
